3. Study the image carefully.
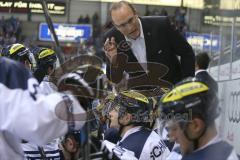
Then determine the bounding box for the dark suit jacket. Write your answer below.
[103,16,195,89]
[195,71,218,92]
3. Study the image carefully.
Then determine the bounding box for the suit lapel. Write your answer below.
[140,17,153,62]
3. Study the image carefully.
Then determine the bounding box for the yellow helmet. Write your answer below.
[159,78,219,123]
[1,43,32,64]
[35,48,57,67]
[98,93,117,117]
[111,90,153,123]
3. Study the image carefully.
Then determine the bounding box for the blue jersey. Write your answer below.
[0,57,39,101]
[0,57,33,89]
[182,141,238,160]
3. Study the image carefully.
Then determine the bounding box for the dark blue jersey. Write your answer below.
[0,57,33,89]
[182,141,237,160]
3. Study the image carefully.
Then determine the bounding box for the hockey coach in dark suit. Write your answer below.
[103,0,195,91]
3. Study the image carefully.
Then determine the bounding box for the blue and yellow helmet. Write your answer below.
[109,90,153,123]
[35,48,57,67]
[159,78,219,123]
[1,43,33,64]
[96,93,117,118]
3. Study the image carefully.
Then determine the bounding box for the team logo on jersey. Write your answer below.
[150,140,167,159]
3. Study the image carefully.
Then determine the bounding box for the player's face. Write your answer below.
[24,60,31,70]
[111,4,140,40]
[108,105,120,129]
[165,120,178,142]
[167,120,194,155]
[65,137,79,153]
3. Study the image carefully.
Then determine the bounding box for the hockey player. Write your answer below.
[159,78,239,160]
[22,48,61,159]
[1,44,61,159]
[0,57,86,159]
[1,43,34,70]
[33,47,57,84]
[103,90,170,159]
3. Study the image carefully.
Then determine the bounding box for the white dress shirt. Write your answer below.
[195,69,207,76]
[125,18,147,72]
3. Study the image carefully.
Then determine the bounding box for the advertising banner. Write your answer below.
[186,32,221,53]
[0,1,66,15]
[39,23,92,42]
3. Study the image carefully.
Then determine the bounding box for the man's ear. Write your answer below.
[189,118,205,137]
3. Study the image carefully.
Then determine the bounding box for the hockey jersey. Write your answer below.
[182,135,238,160]
[118,126,170,160]
[22,75,61,160]
[182,140,238,160]
[0,57,86,159]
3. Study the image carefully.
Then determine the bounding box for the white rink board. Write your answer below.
[208,59,240,154]
[209,65,218,80]
[232,60,240,79]
[217,80,240,154]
